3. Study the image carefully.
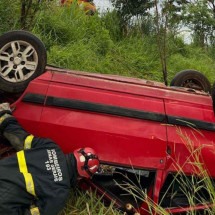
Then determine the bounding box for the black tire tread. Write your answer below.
[170,70,211,93]
[0,30,47,93]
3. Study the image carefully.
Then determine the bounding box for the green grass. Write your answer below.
[33,5,215,215]
[58,128,215,215]
[59,189,123,215]
[1,2,215,214]
[1,1,215,84]
[30,3,215,85]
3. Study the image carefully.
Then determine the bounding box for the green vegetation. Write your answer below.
[58,127,215,215]
[1,1,215,214]
[59,189,123,215]
[1,1,215,84]
[33,4,215,84]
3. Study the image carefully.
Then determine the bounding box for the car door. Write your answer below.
[37,71,168,170]
[164,90,215,177]
[13,71,52,135]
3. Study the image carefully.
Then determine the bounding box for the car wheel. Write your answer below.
[170,70,211,93]
[0,30,47,93]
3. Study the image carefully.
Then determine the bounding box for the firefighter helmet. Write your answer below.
[74,147,99,178]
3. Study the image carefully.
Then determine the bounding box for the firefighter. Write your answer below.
[0,103,100,215]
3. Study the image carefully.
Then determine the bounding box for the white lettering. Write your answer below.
[45,149,63,182]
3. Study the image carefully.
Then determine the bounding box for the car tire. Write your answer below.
[170,70,211,93]
[0,30,47,93]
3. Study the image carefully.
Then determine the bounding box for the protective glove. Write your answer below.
[0,103,12,117]
[0,103,23,151]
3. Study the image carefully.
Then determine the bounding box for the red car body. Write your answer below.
[4,66,215,214]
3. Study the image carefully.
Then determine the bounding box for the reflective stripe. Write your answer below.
[17,151,36,196]
[0,114,11,124]
[23,173,36,196]
[24,135,34,149]
[30,207,40,215]
[17,151,28,173]
[0,116,5,124]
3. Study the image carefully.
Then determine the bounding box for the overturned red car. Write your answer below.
[0,31,215,214]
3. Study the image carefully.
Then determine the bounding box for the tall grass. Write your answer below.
[1,1,215,83]
[31,5,215,214]
[172,128,215,214]
[95,128,215,215]
[1,3,215,214]
[59,189,123,215]
[30,3,215,84]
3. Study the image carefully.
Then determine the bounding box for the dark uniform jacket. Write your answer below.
[0,117,77,215]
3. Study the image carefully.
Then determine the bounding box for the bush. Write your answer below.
[101,10,122,42]
[30,1,215,85]
[0,0,20,34]
[33,4,113,55]
[168,45,215,83]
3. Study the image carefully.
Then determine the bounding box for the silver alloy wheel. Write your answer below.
[0,40,38,83]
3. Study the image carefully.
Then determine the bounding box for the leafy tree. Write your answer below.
[0,0,20,33]
[0,0,51,31]
[111,0,154,19]
[182,0,215,47]
[20,0,52,30]
[154,0,188,85]
[101,10,122,41]
[110,0,154,36]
